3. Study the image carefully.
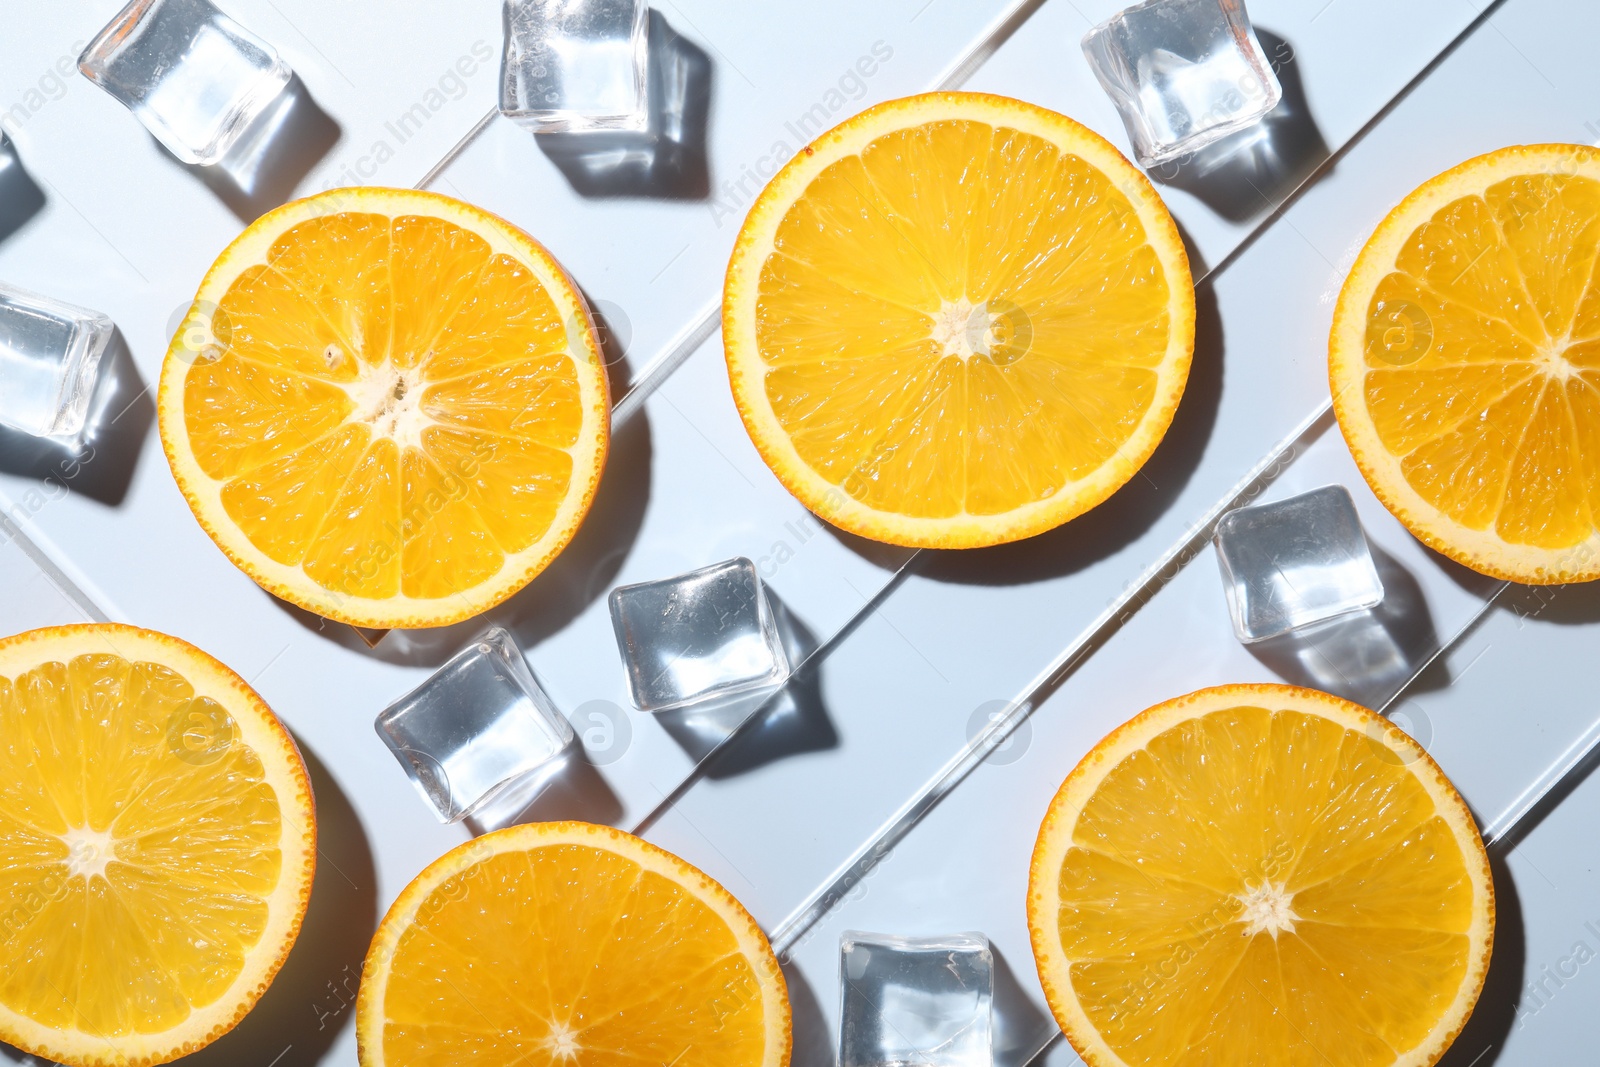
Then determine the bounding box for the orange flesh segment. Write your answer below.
[0,654,280,1037]
[183,212,583,601]
[379,844,768,1065]
[755,119,1171,519]
[1362,174,1600,548]
[1054,706,1474,1067]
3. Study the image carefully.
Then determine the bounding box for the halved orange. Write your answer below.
[1028,684,1492,1067]
[356,821,789,1066]
[1331,144,1600,583]
[0,624,315,1067]
[159,187,610,628]
[723,92,1194,548]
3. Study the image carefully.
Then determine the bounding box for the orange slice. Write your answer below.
[1331,144,1600,583]
[356,821,789,1067]
[723,92,1194,548]
[159,187,610,628]
[0,624,315,1066]
[1028,684,1493,1067]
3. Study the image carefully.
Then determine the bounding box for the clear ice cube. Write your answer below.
[609,557,790,713]
[500,0,650,133]
[79,0,293,166]
[0,282,114,439]
[374,627,575,823]
[1214,485,1385,644]
[1082,0,1281,167]
[839,931,994,1067]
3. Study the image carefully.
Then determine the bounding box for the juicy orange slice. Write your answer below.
[0,624,315,1067]
[1331,144,1600,583]
[1028,684,1493,1067]
[356,821,790,1067]
[159,188,610,628]
[723,92,1194,548]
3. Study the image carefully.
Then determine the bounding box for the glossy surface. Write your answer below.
[0,646,287,1042]
[1214,485,1384,643]
[78,0,291,166]
[374,627,573,823]
[500,0,649,132]
[1081,0,1281,167]
[0,627,315,1067]
[361,824,787,1067]
[751,113,1178,526]
[1364,176,1600,550]
[839,931,993,1067]
[0,282,113,438]
[609,557,788,712]
[178,202,593,609]
[5,1,1598,1063]
[1038,697,1484,1067]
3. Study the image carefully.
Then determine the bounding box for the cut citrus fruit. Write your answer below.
[1331,144,1600,583]
[0,624,315,1067]
[723,92,1194,548]
[1028,684,1492,1067]
[356,821,790,1067]
[159,187,610,628]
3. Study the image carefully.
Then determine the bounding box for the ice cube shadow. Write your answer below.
[656,590,839,778]
[1244,542,1443,709]
[0,328,151,507]
[1147,29,1330,223]
[463,742,624,833]
[784,958,834,1067]
[991,945,1054,1067]
[534,10,711,199]
[173,73,342,222]
[0,134,45,245]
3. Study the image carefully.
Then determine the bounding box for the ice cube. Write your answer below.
[500,0,649,132]
[839,931,994,1067]
[375,627,574,823]
[0,282,114,439]
[1214,485,1385,644]
[609,557,790,713]
[1082,0,1281,167]
[79,0,292,165]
